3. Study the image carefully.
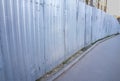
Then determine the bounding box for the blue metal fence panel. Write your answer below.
[0,0,16,81]
[96,9,102,40]
[101,11,106,38]
[85,5,92,46]
[0,1,5,80]
[0,0,120,81]
[104,14,108,36]
[64,0,78,59]
[91,7,98,42]
[44,0,65,72]
[0,49,4,81]
[0,39,5,81]
[76,2,86,49]
[96,9,101,40]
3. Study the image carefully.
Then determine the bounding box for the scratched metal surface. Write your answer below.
[0,0,120,81]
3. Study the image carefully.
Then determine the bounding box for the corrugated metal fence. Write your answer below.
[0,0,120,81]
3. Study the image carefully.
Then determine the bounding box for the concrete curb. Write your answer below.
[46,34,118,81]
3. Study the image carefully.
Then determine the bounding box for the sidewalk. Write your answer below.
[54,35,120,81]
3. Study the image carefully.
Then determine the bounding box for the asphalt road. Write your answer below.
[54,35,120,81]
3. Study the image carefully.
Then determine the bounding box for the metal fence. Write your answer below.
[0,0,120,81]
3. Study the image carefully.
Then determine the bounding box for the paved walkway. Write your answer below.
[54,35,120,81]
